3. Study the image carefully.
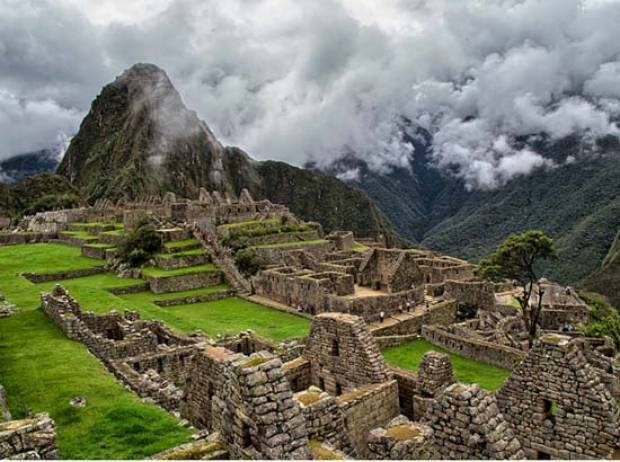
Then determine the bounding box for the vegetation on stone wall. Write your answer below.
[234,248,267,276]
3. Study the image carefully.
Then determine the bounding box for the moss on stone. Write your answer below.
[309,440,344,460]
[385,424,422,441]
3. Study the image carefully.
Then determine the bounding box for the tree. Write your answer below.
[117,217,163,267]
[477,230,556,348]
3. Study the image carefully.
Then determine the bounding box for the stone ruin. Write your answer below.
[423,382,524,460]
[496,334,620,459]
[0,384,58,460]
[367,415,434,460]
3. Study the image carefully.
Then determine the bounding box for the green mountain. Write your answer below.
[54,63,398,244]
[583,229,620,307]
[331,129,620,289]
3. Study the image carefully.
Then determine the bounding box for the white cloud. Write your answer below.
[0,0,619,189]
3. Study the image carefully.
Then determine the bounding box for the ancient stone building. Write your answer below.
[302,313,392,395]
[253,265,419,322]
[423,382,524,460]
[496,334,620,460]
[281,313,402,458]
[358,248,475,292]
[389,351,456,421]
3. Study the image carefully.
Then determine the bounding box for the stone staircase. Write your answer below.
[191,225,253,295]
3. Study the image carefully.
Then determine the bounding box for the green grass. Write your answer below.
[382,339,511,391]
[163,239,199,249]
[159,297,310,341]
[156,248,206,259]
[100,229,125,236]
[252,239,329,250]
[350,242,370,252]
[83,243,115,249]
[127,284,229,303]
[141,263,219,278]
[69,222,122,229]
[0,311,191,459]
[60,231,99,241]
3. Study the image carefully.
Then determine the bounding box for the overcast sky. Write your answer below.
[1,0,620,188]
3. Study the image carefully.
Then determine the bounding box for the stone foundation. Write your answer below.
[367,415,434,460]
[0,414,58,460]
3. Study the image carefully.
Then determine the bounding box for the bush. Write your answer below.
[580,291,620,349]
[117,217,163,268]
[23,193,81,215]
[234,248,266,276]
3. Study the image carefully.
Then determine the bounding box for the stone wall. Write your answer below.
[154,289,233,307]
[181,345,238,430]
[444,280,496,311]
[496,334,620,459]
[336,380,400,458]
[0,232,58,245]
[282,357,312,393]
[0,385,10,422]
[294,387,352,453]
[145,270,223,294]
[423,382,524,459]
[0,413,58,460]
[303,313,391,395]
[23,266,106,283]
[422,324,526,369]
[154,253,210,270]
[367,415,434,460]
[212,352,311,459]
[371,300,457,336]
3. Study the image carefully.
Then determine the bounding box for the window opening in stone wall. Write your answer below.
[331,339,339,356]
[542,399,557,423]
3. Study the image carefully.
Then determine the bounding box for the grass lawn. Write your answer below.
[0,311,191,459]
[156,248,206,258]
[161,297,310,341]
[382,339,511,391]
[60,231,99,240]
[163,239,199,249]
[141,263,219,278]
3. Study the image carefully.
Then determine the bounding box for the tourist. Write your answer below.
[406,301,411,312]
[562,322,570,332]
[398,304,403,313]
[379,311,385,323]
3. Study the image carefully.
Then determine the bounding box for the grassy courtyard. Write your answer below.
[0,243,310,458]
[382,339,511,391]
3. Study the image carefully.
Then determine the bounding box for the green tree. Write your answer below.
[117,217,163,267]
[477,230,556,348]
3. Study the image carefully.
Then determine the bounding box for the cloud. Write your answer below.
[0,0,619,188]
[0,90,81,158]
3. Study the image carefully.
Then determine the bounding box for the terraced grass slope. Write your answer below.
[0,242,311,458]
[382,339,511,391]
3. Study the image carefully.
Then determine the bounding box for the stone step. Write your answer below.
[161,239,202,254]
[154,250,211,270]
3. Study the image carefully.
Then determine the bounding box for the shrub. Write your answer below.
[23,193,81,215]
[234,248,266,276]
[117,217,163,268]
[580,291,620,349]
